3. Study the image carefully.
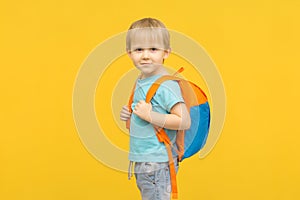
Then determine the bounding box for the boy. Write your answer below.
[120,18,191,200]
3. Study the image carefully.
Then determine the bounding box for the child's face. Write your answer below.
[127,42,170,78]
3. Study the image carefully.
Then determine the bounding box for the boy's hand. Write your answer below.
[120,105,131,121]
[133,100,152,122]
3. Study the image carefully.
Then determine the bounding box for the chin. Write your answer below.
[140,69,155,76]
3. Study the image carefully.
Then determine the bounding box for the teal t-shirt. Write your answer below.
[129,74,184,162]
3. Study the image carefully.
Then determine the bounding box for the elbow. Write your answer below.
[185,117,191,130]
[180,116,191,130]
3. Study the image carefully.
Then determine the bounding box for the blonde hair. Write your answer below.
[126,18,170,51]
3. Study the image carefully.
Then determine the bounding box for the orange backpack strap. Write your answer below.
[126,83,136,129]
[154,127,178,199]
[148,69,185,199]
[146,75,182,103]
[127,68,184,199]
[146,67,184,103]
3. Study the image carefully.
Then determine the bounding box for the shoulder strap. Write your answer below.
[155,127,178,199]
[127,84,136,113]
[146,67,184,103]
[147,68,185,199]
[128,68,184,106]
[126,82,136,129]
[146,75,183,103]
[126,68,184,199]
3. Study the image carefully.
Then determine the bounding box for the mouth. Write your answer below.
[139,63,152,67]
[140,63,152,65]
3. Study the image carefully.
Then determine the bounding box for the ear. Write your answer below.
[163,48,171,59]
[127,50,132,58]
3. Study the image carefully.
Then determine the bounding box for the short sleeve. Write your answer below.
[153,80,184,112]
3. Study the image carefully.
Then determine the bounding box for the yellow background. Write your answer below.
[1,0,300,199]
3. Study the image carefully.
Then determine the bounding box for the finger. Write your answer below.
[120,112,131,118]
[138,100,145,104]
[122,105,129,111]
[121,110,131,115]
[134,104,139,110]
[120,117,128,121]
[120,114,130,121]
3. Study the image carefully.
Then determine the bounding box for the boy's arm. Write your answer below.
[133,100,191,130]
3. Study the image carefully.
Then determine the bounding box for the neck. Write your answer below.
[140,68,169,79]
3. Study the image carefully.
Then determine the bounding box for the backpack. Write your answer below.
[126,67,211,199]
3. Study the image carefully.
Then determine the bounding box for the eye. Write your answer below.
[150,48,158,52]
[134,48,143,52]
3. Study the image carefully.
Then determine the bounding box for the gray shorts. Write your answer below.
[134,159,179,200]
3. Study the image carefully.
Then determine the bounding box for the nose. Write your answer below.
[141,49,150,59]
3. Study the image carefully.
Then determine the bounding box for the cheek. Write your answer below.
[154,56,164,63]
[130,55,140,63]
